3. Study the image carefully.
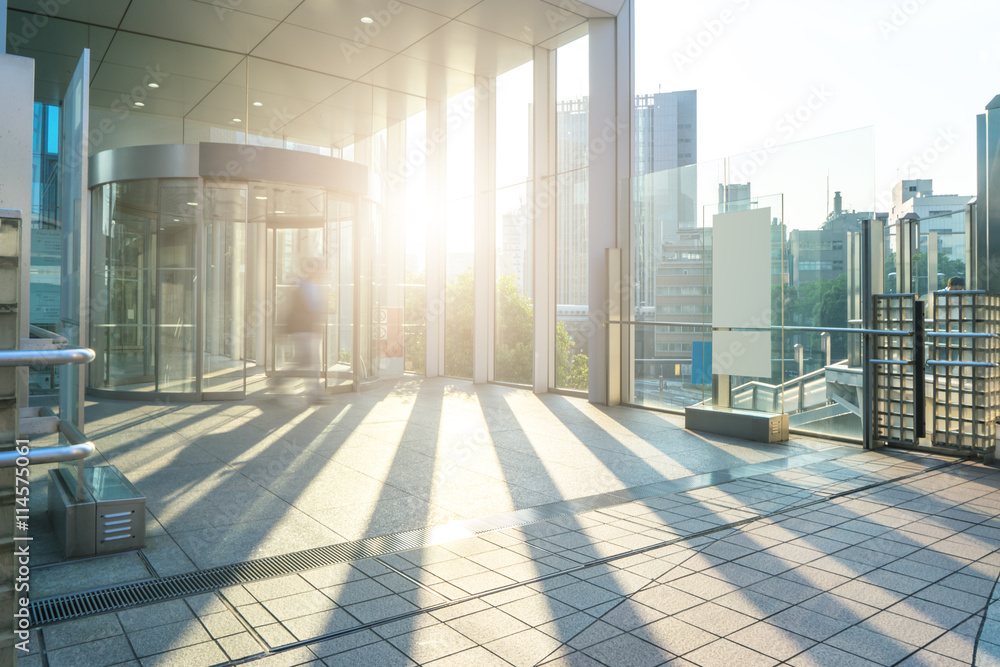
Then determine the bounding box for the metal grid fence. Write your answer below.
[873,295,921,445]
[930,291,1000,459]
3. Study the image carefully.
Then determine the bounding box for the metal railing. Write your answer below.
[0,348,94,367]
[2,344,96,473]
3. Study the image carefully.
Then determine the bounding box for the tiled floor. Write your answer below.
[20,377,1000,666]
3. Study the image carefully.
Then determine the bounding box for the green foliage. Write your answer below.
[404,273,426,374]
[495,274,533,384]
[445,268,474,378]
[555,320,588,390]
[433,267,589,388]
[774,274,849,364]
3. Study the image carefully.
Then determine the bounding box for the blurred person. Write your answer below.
[275,259,327,403]
[946,276,965,290]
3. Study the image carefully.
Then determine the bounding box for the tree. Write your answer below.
[495,274,533,384]
[403,272,426,374]
[444,268,474,378]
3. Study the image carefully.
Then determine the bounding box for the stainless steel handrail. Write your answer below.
[603,321,910,336]
[0,348,95,366]
[0,442,94,468]
[29,324,68,343]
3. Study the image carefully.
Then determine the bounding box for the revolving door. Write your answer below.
[88,143,380,400]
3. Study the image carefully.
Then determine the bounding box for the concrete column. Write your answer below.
[587,16,628,403]
[0,50,33,667]
[384,121,406,378]
[473,75,495,384]
[425,101,446,377]
[532,46,555,393]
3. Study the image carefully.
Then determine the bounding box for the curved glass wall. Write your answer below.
[88,148,384,400]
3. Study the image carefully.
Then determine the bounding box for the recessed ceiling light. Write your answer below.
[274,210,285,214]
[360,16,373,23]
[173,218,179,222]
[255,196,267,200]
[252,101,263,107]
[147,82,159,89]
[187,202,198,206]
[133,102,145,107]
[232,118,242,123]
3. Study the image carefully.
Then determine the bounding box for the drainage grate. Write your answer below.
[29,526,467,626]
[28,444,910,627]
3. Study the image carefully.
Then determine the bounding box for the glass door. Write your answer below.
[202,185,248,398]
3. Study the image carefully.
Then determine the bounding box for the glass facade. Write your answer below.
[494,62,533,386]
[89,171,379,399]
[555,36,590,392]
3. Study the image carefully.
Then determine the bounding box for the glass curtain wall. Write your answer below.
[554,36,590,392]
[445,89,476,378]
[404,111,428,375]
[626,129,875,442]
[494,62,534,385]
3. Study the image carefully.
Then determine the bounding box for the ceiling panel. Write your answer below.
[538,19,589,51]
[120,0,277,54]
[556,0,618,18]
[91,63,217,111]
[401,20,532,77]
[362,54,474,101]
[7,0,130,28]
[287,0,448,53]
[101,32,244,82]
[5,14,114,60]
[190,0,301,21]
[244,58,351,103]
[399,0,485,19]
[14,48,86,104]
[251,24,396,80]
[89,87,192,118]
[457,0,586,44]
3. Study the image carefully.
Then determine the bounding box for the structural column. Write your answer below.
[533,45,555,393]
[473,75,495,384]
[0,47,33,667]
[587,15,629,403]
[425,101,446,377]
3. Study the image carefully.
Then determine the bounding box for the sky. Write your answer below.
[633,0,1000,228]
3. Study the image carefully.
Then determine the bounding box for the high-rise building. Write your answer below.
[633,90,698,321]
[892,179,972,289]
[974,96,1000,289]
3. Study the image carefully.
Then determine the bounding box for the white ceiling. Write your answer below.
[6,0,614,150]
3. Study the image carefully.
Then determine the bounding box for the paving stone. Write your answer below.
[44,614,125,650]
[446,607,531,644]
[46,635,136,667]
[727,621,816,661]
[217,632,264,661]
[631,584,703,616]
[485,628,564,667]
[118,599,194,633]
[683,637,779,667]
[675,601,756,636]
[424,646,514,666]
[581,633,674,667]
[321,640,415,666]
[388,623,476,664]
[631,616,715,655]
[128,619,212,658]
[825,625,919,665]
[137,640,229,667]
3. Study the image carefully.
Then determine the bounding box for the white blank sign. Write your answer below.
[712,207,772,378]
